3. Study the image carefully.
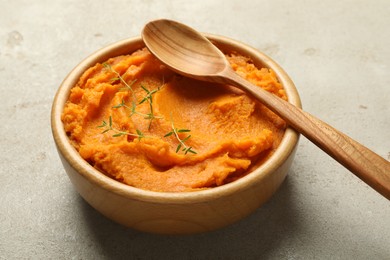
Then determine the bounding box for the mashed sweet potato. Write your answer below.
[62,48,287,192]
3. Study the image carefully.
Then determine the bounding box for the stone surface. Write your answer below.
[0,0,389,259]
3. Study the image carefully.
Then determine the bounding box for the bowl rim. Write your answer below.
[51,34,301,204]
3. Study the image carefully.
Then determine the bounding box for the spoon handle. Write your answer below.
[224,70,390,200]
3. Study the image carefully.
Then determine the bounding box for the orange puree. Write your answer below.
[62,48,287,192]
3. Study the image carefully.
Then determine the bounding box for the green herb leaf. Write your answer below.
[164,132,173,137]
[139,97,148,104]
[181,135,191,143]
[141,85,150,93]
[176,143,182,153]
[97,120,107,128]
[112,99,125,108]
[136,129,145,140]
[185,147,197,154]
[177,129,190,133]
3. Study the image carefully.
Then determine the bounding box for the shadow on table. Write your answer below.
[78,176,300,259]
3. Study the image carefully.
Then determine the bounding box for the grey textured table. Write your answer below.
[1,1,389,259]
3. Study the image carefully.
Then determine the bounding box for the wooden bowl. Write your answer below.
[51,34,301,234]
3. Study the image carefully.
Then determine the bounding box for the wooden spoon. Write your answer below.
[142,19,390,200]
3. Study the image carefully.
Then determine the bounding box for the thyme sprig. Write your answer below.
[98,116,145,140]
[112,98,160,121]
[99,62,196,155]
[103,63,136,94]
[103,62,161,129]
[138,85,162,129]
[164,118,197,155]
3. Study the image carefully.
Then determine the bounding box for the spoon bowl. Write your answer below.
[142,19,390,200]
[142,19,227,77]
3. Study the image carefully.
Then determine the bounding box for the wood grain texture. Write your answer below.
[142,19,390,200]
